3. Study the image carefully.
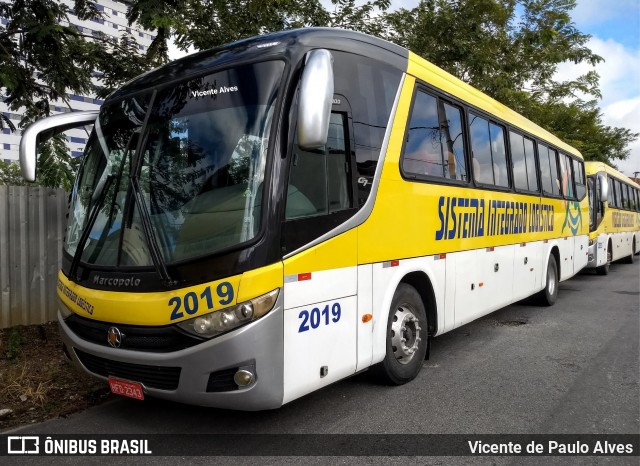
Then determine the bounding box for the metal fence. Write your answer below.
[0,186,68,328]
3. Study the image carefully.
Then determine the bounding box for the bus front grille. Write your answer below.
[206,368,239,392]
[75,349,181,390]
[66,314,203,352]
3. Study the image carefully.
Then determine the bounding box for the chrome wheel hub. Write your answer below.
[390,305,421,364]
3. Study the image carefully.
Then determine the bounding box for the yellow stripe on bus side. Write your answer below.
[57,271,242,326]
[283,228,358,276]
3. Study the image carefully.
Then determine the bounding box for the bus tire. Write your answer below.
[372,283,428,385]
[623,243,635,264]
[536,254,558,306]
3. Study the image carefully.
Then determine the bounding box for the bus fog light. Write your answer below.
[234,369,254,387]
[177,289,279,338]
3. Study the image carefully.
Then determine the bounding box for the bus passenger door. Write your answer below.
[281,105,360,404]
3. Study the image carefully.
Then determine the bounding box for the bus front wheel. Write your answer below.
[536,254,558,306]
[372,283,428,385]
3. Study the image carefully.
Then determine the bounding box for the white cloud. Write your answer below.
[554,35,640,175]
[555,37,640,106]
[603,97,640,176]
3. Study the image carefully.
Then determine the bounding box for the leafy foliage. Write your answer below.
[0,0,151,187]
[0,158,25,186]
[0,0,637,188]
[383,0,636,164]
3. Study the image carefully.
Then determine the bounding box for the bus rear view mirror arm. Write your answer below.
[19,110,100,182]
[297,49,334,150]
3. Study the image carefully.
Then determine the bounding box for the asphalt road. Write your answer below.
[5,260,639,464]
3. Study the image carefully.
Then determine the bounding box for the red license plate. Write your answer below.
[108,376,144,400]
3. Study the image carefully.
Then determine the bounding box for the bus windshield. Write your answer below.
[64,60,284,267]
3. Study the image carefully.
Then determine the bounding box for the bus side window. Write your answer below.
[607,176,615,206]
[548,148,561,196]
[538,143,553,196]
[560,153,575,199]
[614,179,623,208]
[441,101,467,181]
[469,113,493,185]
[286,112,352,219]
[573,159,586,200]
[511,133,538,192]
[523,137,538,191]
[469,113,508,188]
[402,91,446,178]
[400,91,468,182]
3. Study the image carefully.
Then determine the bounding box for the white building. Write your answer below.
[0,0,155,164]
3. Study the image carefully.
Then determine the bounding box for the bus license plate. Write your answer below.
[108,377,144,400]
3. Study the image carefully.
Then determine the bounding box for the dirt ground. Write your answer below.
[0,322,111,431]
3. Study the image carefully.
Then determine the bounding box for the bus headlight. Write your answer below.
[177,289,279,338]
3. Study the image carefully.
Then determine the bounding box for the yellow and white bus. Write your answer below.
[21,28,589,410]
[585,161,640,274]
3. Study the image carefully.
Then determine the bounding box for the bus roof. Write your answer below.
[585,161,640,187]
[108,28,582,160]
[108,28,408,102]
[407,53,582,160]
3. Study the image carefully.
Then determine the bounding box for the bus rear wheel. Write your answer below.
[536,254,558,306]
[372,283,428,385]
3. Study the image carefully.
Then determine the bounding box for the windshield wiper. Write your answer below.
[69,174,115,281]
[126,92,176,288]
[130,175,176,287]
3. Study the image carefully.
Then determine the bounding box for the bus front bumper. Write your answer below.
[586,238,607,269]
[58,295,285,411]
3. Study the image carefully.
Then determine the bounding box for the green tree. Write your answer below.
[385,0,602,104]
[127,0,330,55]
[383,0,636,165]
[0,0,151,187]
[525,100,638,165]
[0,158,25,186]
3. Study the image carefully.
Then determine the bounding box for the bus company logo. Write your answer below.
[7,436,39,454]
[93,274,142,288]
[562,200,582,236]
[107,327,124,348]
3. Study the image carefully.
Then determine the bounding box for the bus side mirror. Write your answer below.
[297,49,334,150]
[597,172,608,203]
[19,110,100,182]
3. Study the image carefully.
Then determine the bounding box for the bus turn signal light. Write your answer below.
[362,314,373,323]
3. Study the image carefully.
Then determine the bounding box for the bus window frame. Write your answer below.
[507,128,540,196]
[538,143,563,200]
[572,158,587,202]
[399,83,471,188]
[467,108,512,192]
[560,152,577,201]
